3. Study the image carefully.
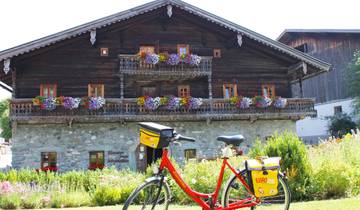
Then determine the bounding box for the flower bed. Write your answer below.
[137,96,203,110]
[32,96,106,111]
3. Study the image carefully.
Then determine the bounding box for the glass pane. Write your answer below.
[43,88,48,97]
[179,47,187,55]
[263,88,268,97]
[225,88,230,98]
[49,88,54,97]
[140,46,155,54]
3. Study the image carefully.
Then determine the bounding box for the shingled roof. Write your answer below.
[0,0,331,71]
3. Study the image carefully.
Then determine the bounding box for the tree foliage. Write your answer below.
[346,50,360,116]
[0,99,11,140]
[328,113,357,138]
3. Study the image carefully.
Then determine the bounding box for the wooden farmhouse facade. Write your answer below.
[0,0,330,171]
[278,29,360,103]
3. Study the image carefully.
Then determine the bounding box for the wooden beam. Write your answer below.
[11,68,16,98]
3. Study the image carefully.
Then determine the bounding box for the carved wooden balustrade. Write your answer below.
[10,98,316,123]
[118,54,212,77]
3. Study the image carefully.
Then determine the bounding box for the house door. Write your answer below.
[141,86,157,97]
[146,146,163,166]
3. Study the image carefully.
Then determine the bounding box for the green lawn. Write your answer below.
[38,198,360,210]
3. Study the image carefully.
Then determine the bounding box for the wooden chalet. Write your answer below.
[278,29,360,103]
[0,0,331,171]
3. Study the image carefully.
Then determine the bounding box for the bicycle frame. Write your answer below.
[158,148,260,210]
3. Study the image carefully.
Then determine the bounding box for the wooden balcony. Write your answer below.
[118,54,212,77]
[10,98,316,124]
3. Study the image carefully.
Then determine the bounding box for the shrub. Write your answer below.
[328,113,357,138]
[92,186,122,206]
[92,169,145,206]
[0,193,22,209]
[21,193,44,209]
[249,131,312,201]
[50,191,91,208]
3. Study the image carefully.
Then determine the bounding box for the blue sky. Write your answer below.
[0,0,359,98]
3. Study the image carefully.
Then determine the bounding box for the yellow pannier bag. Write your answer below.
[245,157,281,198]
[139,122,174,148]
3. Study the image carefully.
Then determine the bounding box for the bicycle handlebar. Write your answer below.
[173,133,196,142]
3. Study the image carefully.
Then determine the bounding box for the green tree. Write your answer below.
[346,50,360,116]
[0,99,11,140]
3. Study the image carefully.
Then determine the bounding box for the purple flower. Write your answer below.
[238,97,252,109]
[185,54,202,66]
[43,97,57,110]
[63,97,81,110]
[145,53,159,65]
[88,97,106,110]
[274,97,287,108]
[144,97,161,110]
[167,54,180,65]
[166,97,180,110]
[188,97,203,109]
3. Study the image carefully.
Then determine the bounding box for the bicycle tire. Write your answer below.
[222,169,291,210]
[122,177,171,210]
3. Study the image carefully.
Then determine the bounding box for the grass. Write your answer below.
[37,198,360,210]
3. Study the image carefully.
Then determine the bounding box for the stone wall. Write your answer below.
[12,120,295,171]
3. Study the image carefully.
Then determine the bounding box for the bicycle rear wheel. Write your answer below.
[122,178,171,210]
[222,169,291,210]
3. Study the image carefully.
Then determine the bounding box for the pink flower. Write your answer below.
[0,181,13,194]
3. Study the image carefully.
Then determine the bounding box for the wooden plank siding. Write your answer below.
[284,34,360,103]
[12,8,294,99]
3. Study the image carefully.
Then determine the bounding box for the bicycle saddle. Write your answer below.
[217,134,245,146]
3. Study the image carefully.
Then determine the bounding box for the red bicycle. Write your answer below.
[123,122,291,210]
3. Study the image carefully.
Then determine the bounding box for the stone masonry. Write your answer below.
[12,120,295,171]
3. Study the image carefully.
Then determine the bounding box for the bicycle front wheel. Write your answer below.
[122,177,171,210]
[222,169,291,210]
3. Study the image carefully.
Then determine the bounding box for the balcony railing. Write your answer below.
[118,54,212,77]
[10,98,316,123]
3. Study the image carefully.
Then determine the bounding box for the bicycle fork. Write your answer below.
[151,175,165,210]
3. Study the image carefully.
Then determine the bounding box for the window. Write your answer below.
[178,85,190,97]
[294,43,308,53]
[100,48,109,56]
[139,46,155,54]
[41,152,57,171]
[213,49,221,58]
[88,84,104,97]
[184,149,196,160]
[40,84,57,97]
[262,84,275,98]
[223,84,238,99]
[177,44,189,56]
[89,151,105,170]
[334,106,342,115]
